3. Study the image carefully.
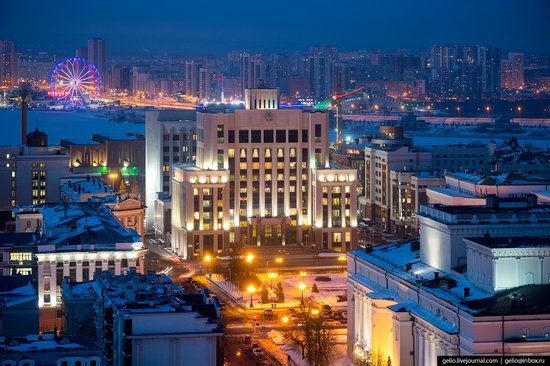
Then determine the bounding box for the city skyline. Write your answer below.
[2,0,550,56]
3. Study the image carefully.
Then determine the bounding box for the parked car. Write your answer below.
[288,308,296,314]
[252,348,263,357]
[243,336,252,344]
[251,343,260,350]
[263,309,274,318]
[289,313,300,322]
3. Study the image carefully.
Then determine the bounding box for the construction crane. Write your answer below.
[331,86,366,151]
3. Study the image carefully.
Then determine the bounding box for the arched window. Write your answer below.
[0,360,16,366]
[520,327,530,338]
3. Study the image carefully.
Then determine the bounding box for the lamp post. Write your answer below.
[245,253,254,264]
[109,173,118,191]
[204,254,212,276]
[275,257,283,271]
[298,282,306,307]
[268,272,278,290]
[247,284,256,308]
[337,255,347,273]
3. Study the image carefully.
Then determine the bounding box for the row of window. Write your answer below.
[221,125,322,144]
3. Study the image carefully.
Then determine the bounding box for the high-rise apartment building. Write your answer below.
[170,88,358,258]
[501,52,524,90]
[240,53,266,95]
[145,110,197,229]
[87,38,107,83]
[185,60,211,100]
[477,46,501,97]
[0,40,17,87]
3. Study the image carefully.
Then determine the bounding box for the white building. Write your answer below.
[62,270,223,366]
[347,196,550,366]
[427,172,550,207]
[14,203,146,309]
[145,110,197,230]
[170,88,358,258]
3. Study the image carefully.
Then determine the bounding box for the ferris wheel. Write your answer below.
[49,58,102,106]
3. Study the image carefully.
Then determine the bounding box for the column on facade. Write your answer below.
[89,259,96,281]
[364,296,370,347]
[354,291,360,341]
[423,334,431,366]
[63,260,69,277]
[355,292,361,341]
[415,328,422,366]
[50,260,57,306]
[102,258,108,271]
[115,258,122,275]
[76,261,83,282]
[37,260,44,307]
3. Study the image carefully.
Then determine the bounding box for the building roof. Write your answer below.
[465,285,550,316]
[0,233,38,247]
[0,335,100,353]
[154,110,197,122]
[466,236,550,249]
[421,201,550,216]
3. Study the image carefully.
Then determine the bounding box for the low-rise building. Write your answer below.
[0,233,38,277]
[13,203,146,309]
[0,333,105,366]
[62,270,223,366]
[0,275,38,336]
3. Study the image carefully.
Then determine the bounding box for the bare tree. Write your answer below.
[283,298,336,366]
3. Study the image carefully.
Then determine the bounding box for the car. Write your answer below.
[324,319,341,326]
[289,313,299,322]
[243,336,251,344]
[263,309,274,318]
[251,343,260,350]
[252,348,263,357]
[288,308,296,314]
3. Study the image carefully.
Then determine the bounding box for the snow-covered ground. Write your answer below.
[267,329,351,366]
[208,272,348,310]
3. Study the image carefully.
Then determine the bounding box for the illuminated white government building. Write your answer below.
[347,194,550,365]
[170,88,358,258]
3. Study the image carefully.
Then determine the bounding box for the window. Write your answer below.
[302,130,308,143]
[288,129,298,143]
[263,130,274,143]
[228,130,235,143]
[239,130,249,143]
[251,130,261,143]
[276,130,286,143]
[10,252,32,263]
[315,124,322,137]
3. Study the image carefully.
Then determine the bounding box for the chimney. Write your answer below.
[434,271,439,280]
[21,93,28,145]
[365,244,373,253]
[464,287,471,298]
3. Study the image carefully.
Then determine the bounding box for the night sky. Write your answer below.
[2,0,549,56]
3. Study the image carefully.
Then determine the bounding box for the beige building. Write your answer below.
[170,88,358,258]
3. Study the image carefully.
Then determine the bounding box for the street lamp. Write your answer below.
[245,253,254,264]
[247,284,256,308]
[282,316,289,324]
[108,173,118,190]
[204,254,212,276]
[268,272,278,290]
[298,282,306,306]
[337,255,347,273]
[311,308,319,316]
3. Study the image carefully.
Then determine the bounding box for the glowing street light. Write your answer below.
[204,254,212,275]
[245,253,254,264]
[282,316,289,324]
[298,282,306,306]
[108,173,118,190]
[247,284,256,308]
[268,272,278,290]
[337,255,347,273]
[311,308,319,316]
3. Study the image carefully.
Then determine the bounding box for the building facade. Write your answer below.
[170,88,358,258]
[145,110,197,229]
